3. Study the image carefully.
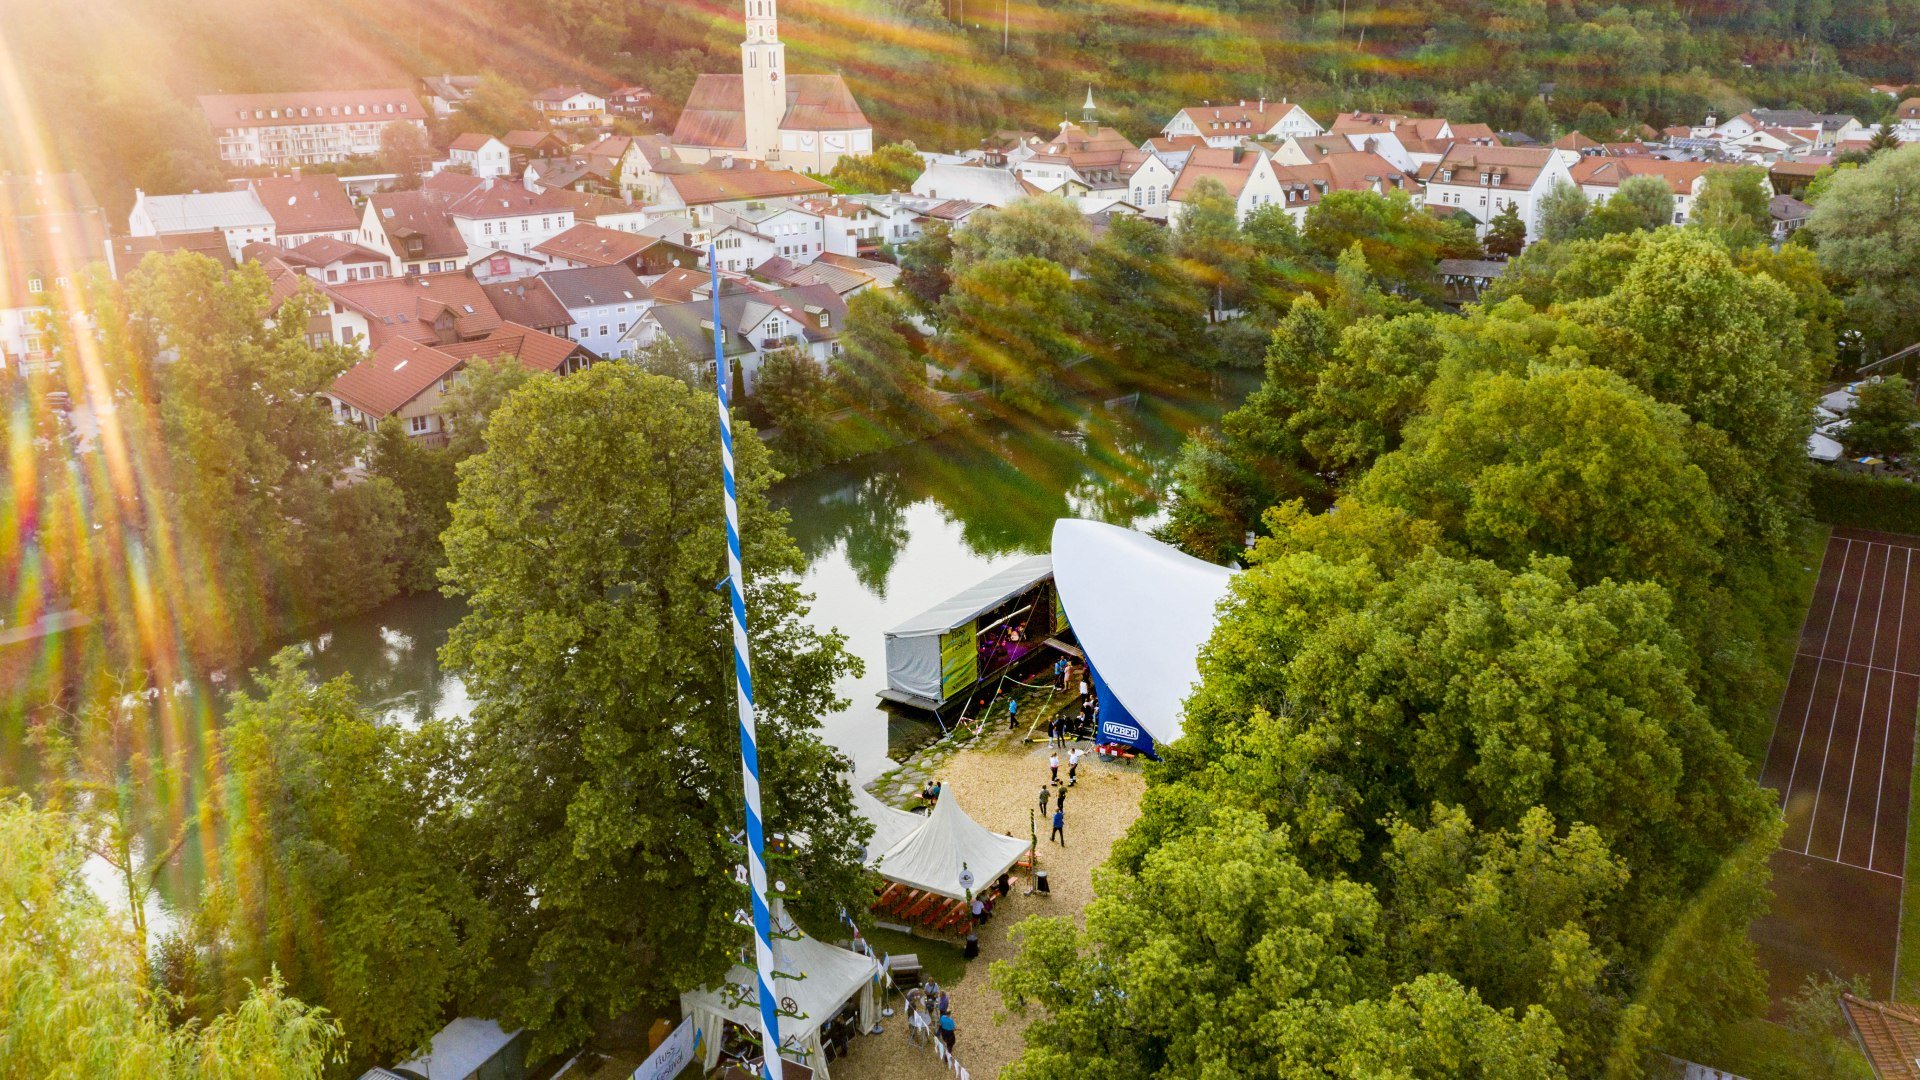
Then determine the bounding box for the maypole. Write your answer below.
[711,248,785,1080]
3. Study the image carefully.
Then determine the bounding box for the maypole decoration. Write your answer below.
[711,247,785,1080]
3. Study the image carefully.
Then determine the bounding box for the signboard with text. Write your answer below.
[633,1017,695,1080]
[939,624,978,701]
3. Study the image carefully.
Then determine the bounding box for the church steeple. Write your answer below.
[741,0,786,161]
[1083,86,1097,124]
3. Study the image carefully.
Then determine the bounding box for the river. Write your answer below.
[8,372,1254,927]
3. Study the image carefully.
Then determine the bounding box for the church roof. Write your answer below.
[672,73,870,150]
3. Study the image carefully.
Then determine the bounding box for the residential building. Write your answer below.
[247,236,394,285]
[128,188,276,261]
[502,130,570,169]
[1417,144,1578,242]
[542,264,652,358]
[1275,131,1419,172]
[322,270,501,349]
[607,134,702,202]
[608,86,658,122]
[752,251,896,298]
[444,178,580,257]
[534,222,659,271]
[634,281,846,390]
[467,248,549,283]
[1264,152,1419,223]
[669,0,874,172]
[360,190,472,275]
[112,231,234,277]
[1,173,112,372]
[420,75,483,116]
[727,200,826,263]
[1770,194,1813,241]
[1161,98,1322,147]
[532,86,607,126]
[325,323,593,440]
[1569,157,1722,226]
[448,134,512,178]
[248,176,361,247]
[794,195,888,257]
[652,162,831,213]
[1897,99,1920,141]
[198,88,427,167]
[1166,145,1286,226]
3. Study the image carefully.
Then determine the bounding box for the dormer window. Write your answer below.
[818,311,830,328]
[26,276,43,294]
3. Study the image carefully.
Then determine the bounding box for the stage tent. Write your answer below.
[1051,518,1237,757]
[882,554,1053,712]
[852,783,927,864]
[682,899,880,1080]
[872,786,1029,901]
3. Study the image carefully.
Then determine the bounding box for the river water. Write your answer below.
[8,373,1253,925]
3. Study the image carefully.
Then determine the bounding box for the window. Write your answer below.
[818,312,830,328]
[26,277,42,294]
[410,415,430,433]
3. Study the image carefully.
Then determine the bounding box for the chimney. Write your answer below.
[1239,99,1246,108]
[1259,96,1266,114]
[1232,145,1245,164]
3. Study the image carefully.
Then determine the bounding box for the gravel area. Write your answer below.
[832,732,1145,1080]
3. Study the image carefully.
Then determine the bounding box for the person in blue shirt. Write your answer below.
[938,1008,957,1051]
[1007,696,1019,730]
[1050,806,1065,845]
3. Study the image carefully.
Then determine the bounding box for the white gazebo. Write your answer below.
[871,785,1028,901]
[1050,518,1237,756]
[681,900,880,1079]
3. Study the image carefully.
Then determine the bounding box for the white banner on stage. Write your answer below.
[632,1018,696,1080]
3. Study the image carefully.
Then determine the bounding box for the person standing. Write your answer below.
[1068,745,1084,786]
[1007,695,1019,731]
[906,987,929,1046]
[1050,805,1065,845]
[1078,676,1089,700]
[1053,656,1068,690]
[938,1009,956,1052]
[1048,750,1060,783]
[1054,785,1067,814]
[1037,783,1050,815]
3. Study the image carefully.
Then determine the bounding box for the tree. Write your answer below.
[1536,181,1590,243]
[379,120,432,183]
[438,364,867,1053]
[460,71,542,133]
[0,797,344,1078]
[1485,203,1528,257]
[368,419,460,592]
[182,651,492,1069]
[1302,190,1457,299]
[632,335,707,389]
[826,141,924,192]
[114,253,404,664]
[1585,174,1675,236]
[1687,165,1772,250]
[1810,144,1920,358]
[1866,125,1903,156]
[1173,177,1248,319]
[1357,365,1726,591]
[897,219,955,313]
[834,289,939,432]
[1841,375,1920,459]
[1521,98,1556,143]
[754,347,835,470]
[1078,213,1209,376]
[441,353,543,461]
[950,195,1093,274]
[937,255,1088,411]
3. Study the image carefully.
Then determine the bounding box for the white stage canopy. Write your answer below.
[852,784,927,864]
[871,786,1029,901]
[682,900,880,1080]
[1051,518,1237,752]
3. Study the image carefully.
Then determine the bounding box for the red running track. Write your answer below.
[1754,528,1920,1002]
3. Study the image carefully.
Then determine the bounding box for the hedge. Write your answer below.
[1808,469,1920,534]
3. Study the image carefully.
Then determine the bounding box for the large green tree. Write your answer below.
[1841,375,1920,459]
[438,364,867,1053]
[950,195,1093,274]
[1810,143,1920,358]
[1686,166,1773,250]
[937,255,1089,411]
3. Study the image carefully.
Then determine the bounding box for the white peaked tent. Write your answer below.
[1809,431,1844,462]
[1051,518,1237,754]
[681,899,880,1080]
[852,783,927,864]
[872,786,1029,901]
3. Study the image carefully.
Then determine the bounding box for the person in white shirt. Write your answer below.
[1048,751,1060,783]
[1068,746,1084,785]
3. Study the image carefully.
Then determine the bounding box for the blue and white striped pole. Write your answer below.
[711,248,784,1080]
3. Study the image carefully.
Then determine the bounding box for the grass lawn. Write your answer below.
[861,926,969,988]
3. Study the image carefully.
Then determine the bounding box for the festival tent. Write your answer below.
[852,783,927,864]
[681,899,880,1080]
[1051,518,1237,757]
[871,785,1029,901]
[882,554,1053,712]
[1809,431,1844,462]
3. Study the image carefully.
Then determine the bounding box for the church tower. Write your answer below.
[741,0,786,162]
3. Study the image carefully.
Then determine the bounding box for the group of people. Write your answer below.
[905,981,958,1053]
[1039,772,1074,845]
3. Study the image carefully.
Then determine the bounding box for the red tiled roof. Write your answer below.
[448,132,497,152]
[330,336,465,418]
[111,230,231,276]
[421,172,486,200]
[533,86,597,104]
[670,74,869,149]
[368,190,466,261]
[291,236,390,265]
[329,270,501,347]
[437,322,589,373]
[503,129,566,150]
[445,180,581,220]
[1553,131,1600,150]
[1570,156,1719,194]
[247,175,360,234]
[534,222,651,266]
[1842,994,1920,1079]
[1170,146,1265,201]
[1450,122,1499,143]
[1899,98,1920,120]
[1420,144,1560,188]
[645,267,708,303]
[198,88,424,130]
